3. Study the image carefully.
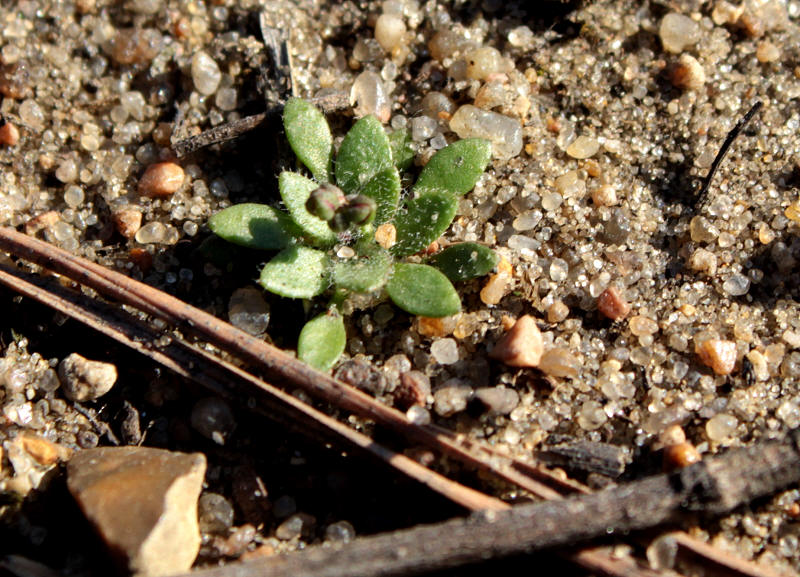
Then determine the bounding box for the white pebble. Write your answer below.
[722,273,750,296]
[374,14,406,52]
[191,51,222,96]
[410,115,437,141]
[350,70,391,123]
[431,338,459,364]
[566,135,600,159]
[659,13,700,53]
[449,105,522,160]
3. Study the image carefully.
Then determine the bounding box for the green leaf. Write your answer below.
[391,189,458,257]
[429,242,499,281]
[208,203,299,250]
[359,166,401,224]
[279,171,338,247]
[388,128,414,171]
[386,263,461,317]
[258,245,330,299]
[298,312,346,371]
[413,138,491,196]
[283,98,332,182]
[332,244,392,293]
[335,115,393,195]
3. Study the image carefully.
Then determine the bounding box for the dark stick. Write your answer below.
[696,101,762,203]
[181,431,800,577]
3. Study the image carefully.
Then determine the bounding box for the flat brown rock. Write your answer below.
[67,447,206,577]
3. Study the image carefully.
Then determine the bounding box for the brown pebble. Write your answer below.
[17,432,72,466]
[786,502,800,518]
[547,300,569,323]
[139,162,185,197]
[695,338,737,375]
[394,370,431,409]
[111,28,162,65]
[663,442,702,470]
[374,223,396,250]
[129,247,153,271]
[58,353,118,402]
[489,315,544,368]
[670,54,705,91]
[417,315,457,337]
[0,62,30,99]
[113,208,143,238]
[597,286,630,321]
[0,121,20,147]
[538,347,582,378]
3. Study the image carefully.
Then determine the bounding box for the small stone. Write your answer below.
[538,348,582,378]
[712,1,744,25]
[489,315,543,367]
[629,315,659,337]
[689,215,718,243]
[410,115,438,141]
[191,51,222,95]
[406,405,431,425]
[58,353,117,402]
[67,447,206,577]
[591,184,618,207]
[508,25,534,48]
[198,493,235,535]
[659,12,701,53]
[190,397,236,445]
[139,162,185,197]
[433,379,472,417]
[695,338,737,375]
[663,442,701,470]
[756,40,781,63]
[464,47,510,81]
[334,359,387,395]
[351,70,390,123]
[670,53,706,90]
[473,386,519,415]
[547,301,570,323]
[16,432,72,466]
[705,413,738,443]
[688,248,718,276]
[784,200,800,223]
[722,273,750,296]
[577,400,607,430]
[374,14,406,53]
[658,424,686,447]
[566,135,600,159]
[449,105,522,160]
[375,223,397,249]
[417,315,457,338]
[394,370,431,409]
[228,287,270,337]
[111,28,163,65]
[24,211,60,236]
[430,338,459,364]
[325,521,355,543]
[0,120,20,147]
[597,286,630,321]
[113,207,143,239]
[480,271,512,305]
[275,513,316,541]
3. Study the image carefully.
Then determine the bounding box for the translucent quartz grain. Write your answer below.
[659,12,701,53]
[566,136,600,159]
[722,273,750,296]
[430,338,459,364]
[374,14,406,52]
[705,413,738,443]
[351,70,390,123]
[449,105,522,160]
[228,287,270,337]
[191,51,222,96]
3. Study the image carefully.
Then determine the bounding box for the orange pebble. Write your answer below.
[597,286,630,321]
[138,162,185,197]
[0,120,20,147]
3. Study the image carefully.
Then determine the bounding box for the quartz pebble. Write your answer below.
[449,105,522,160]
[597,286,630,321]
[275,513,316,541]
[67,447,206,577]
[228,287,270,337]
[433,379,472,417]
[659,12,701,53]
[722,273,750,296]
[394,370,431,409]
[198,492,235,535]
[566,136,600,159]
[695,338,737,375]
[592,184,618,206]
[473,386,519,415]
[325,521,356,543]
[705,413,738,443]
[113,207,143,239]
[464,47,510,81]
[671,53,705,91]
[489,315,543,367]
[374,14,406,53]
[538,348,582,378]
[547,301,570,323]
[351,70,390,123]
[138,162,185,197]
[58,353,117,402]
[431,338,459,364]
[191,51,222,95]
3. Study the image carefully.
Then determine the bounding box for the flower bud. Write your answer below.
[306,183,345,222]
[337,194,377,227]
[328,212,350,232]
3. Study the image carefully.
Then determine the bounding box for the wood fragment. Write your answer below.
[177,430,800,577]
[670,531,788,577]
[537,436,632,478]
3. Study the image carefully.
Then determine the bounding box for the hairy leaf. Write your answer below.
[359,166,401,224]
[386,263,461,317]
[208,203,299,250]
[391,189,458,257]
[429,242,499,281]
[388,128,415,171]
[298,312,346,371]
[414,138,491,196]
[258,245,330,299]
[283,98,332,182]
[335,115,393,195]
[332,244,392,293]
[279,171,337,247]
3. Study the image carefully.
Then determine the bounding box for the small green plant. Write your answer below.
[209,98,497,370]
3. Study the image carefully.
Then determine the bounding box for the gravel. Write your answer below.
[2,0,800,574]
